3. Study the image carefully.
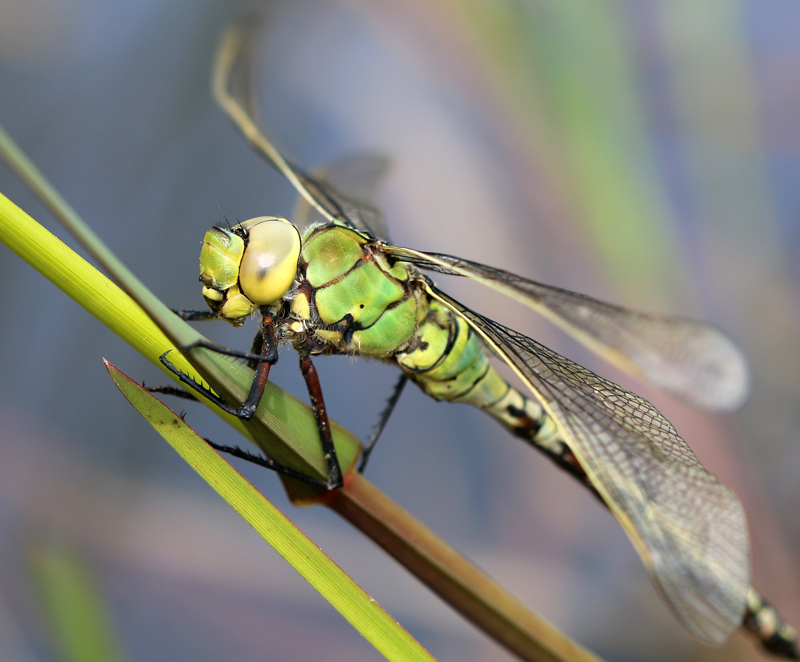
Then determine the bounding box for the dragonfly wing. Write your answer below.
[386,247,749,411]
[426,285,750,644]
[213,25,389,240]
[292,154,392,240]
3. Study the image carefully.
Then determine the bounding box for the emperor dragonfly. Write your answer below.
[164,25,798,659]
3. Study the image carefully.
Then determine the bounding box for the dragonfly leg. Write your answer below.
[171,309,220,321]
[235,317,279,419]
[298,351,344,490]
[177,337,276,364]
[246,328,268,370]
[144,383,197,401]
[160,314,280,419]
[159,350,256,417]
[204,439,330,489]
[358,372,408,473]
[198,333,342,490]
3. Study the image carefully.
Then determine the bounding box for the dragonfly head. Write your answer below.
[199,216,301,326]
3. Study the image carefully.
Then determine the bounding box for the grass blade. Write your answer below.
[106,360,436,662]
[28,538,127,662]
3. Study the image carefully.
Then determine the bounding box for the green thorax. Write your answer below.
[288,224,420,357]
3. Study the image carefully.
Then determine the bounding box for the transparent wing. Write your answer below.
[386,247,749,411]
[213,25,389,240]
[426,285,750,644]
[291,153,392,240]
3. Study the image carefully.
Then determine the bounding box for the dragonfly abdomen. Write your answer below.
[396,300,573,465]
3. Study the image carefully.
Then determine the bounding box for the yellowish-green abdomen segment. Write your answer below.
[398,300,561,451]
[399,301,504,403]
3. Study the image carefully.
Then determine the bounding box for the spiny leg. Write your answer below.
[159,318,342,489]
[358,372,408,473]
[203,439,330,489]
[237,317,278,419]
[195,320,340,489]
[196,343,344,490]
[145,384,197,401]
[172,309,221,321]
[176,338,275,364]
[298,351,343,490]
[246,327,267,370]
[160,314,279,420]
[144,304,220,395]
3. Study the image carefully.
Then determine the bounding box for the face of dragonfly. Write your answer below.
[198,216,301,326]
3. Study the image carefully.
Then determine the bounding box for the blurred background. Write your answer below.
[1,1,799,660]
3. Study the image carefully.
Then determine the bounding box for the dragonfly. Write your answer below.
[163,24,798,659]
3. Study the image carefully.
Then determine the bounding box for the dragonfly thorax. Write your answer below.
[199,216,300,326]
[286,224,420,357]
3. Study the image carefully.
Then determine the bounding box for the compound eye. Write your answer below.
[238,217,301,306]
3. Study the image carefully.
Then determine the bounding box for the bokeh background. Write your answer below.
[1,1,799,660]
